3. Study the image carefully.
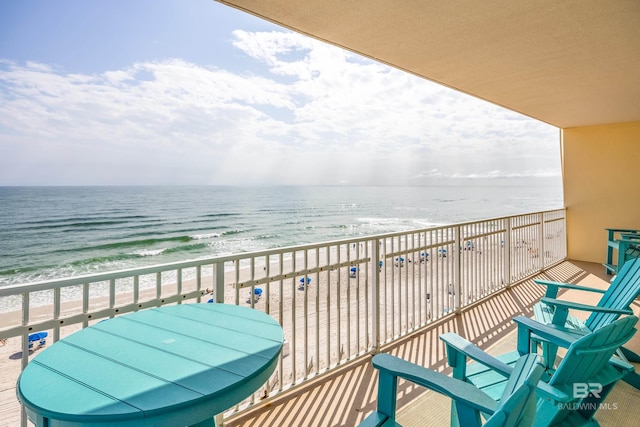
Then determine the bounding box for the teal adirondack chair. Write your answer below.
[442,315,637,426]
[605,228,640,275]
[533,258,640,386]
[359,352,545,427]
[605,235,640,275]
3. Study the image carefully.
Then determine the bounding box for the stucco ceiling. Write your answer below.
[217,0,640,129]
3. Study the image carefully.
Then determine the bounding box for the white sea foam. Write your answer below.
[134,248,166,257]
[357,217,402,225]
[411,219,445,228]
[191,232,220,240]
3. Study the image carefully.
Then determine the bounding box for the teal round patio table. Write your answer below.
[17,303,284,427]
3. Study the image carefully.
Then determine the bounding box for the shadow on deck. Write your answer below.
[226,261,640,427]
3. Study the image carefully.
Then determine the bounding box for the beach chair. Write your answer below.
[605,235,640,275]
[533,258,640,386]
[204,288,215,303]
[299,277,311,290]
[359,352,545,427]
[28,332,48,350]
[245,288,263,304]
[442,314,638,426]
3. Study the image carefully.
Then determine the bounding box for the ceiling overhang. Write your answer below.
[217,0,640,129]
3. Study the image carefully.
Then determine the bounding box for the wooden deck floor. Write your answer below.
[225,260,640,427]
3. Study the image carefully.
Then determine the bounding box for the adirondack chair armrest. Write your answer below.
[620,233,640,239]
[513,316,580,353]
[606,228,640,239]
[371,353,499,415]
[533,279,606,298]
[540,297,634,316]
[440,332,513,378]
[605,228,639,233]
[619,237,640,247]
[534,381,573,403]
[609,354,635,374]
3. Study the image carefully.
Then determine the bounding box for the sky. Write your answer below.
[0,0,561,186]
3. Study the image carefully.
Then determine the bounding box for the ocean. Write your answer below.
[0,181,563,288]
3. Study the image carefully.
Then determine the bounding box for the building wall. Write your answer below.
[563,121,640,263]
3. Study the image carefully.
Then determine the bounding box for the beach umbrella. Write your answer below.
[299,277,311,284]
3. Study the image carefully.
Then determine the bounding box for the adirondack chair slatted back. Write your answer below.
[587,258,640,330]
[484,355,545,427]
[549,315,638,386]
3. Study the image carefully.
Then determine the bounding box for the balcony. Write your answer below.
[3,208,637,426]
[223,259,640,427]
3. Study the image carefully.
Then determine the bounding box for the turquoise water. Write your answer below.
[0,181,563,286]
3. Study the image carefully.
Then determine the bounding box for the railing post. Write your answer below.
[176,268,183,303]
[110,278,117,313]
[538,212,545,271]
[53,287,61,342]
[21,292,29,371]
[82,282,90,328]
[563,211,568,259]
[505,217,512,287]
[371,237,381,352]
[454,226,461,314]
[214,261,225,303]
[20,292,29,427]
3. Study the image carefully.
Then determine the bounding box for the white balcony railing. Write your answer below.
[0,209,566,426]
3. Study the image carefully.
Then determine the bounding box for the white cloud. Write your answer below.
[0,30,560,185]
